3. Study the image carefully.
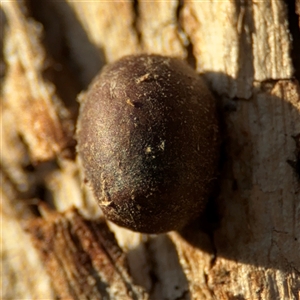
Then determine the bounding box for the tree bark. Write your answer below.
[1,1,299,299]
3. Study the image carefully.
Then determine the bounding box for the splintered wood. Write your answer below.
[2,2,74,162]
[1,1,299,299]
[26,208,148,300]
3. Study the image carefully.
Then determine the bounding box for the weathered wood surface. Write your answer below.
[1,1,299,299]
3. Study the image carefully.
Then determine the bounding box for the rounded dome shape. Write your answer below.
[77,54,219,233]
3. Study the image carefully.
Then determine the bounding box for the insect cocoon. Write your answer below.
[77,54,219,233]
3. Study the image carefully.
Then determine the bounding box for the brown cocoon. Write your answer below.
[77,54,219,233]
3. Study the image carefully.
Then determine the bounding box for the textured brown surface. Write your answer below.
[2,2,75,162]
[26,207,148,299]
[77,54,219,233]
[1,1,300,299]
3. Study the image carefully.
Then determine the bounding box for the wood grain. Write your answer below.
[1,1,299,299]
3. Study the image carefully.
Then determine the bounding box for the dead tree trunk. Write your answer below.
[1,1,299,299]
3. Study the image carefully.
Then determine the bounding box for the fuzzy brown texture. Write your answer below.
[77,54,219,233]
